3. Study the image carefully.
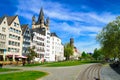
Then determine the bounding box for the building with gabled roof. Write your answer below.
[7,15,23,61]
[0,15,23,61]
[21,24,31,56]
[0,16,8,61]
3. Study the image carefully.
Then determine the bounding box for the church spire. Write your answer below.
[37,7,44,26]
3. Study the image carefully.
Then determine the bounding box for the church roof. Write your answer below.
[36,8,44,24]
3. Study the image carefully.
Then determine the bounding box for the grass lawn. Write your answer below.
[42,60,102,67]
[0,71,47,80]
[0,68,20,72]
[24,60,102,67]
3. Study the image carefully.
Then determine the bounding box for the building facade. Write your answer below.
[7,15,23,61]
[0,15,23,61]
[0,8,64,62]
[31,8,64,62]
[31,8,51,61]
[31,29,45,59]
[21,24,31,56]
[50,33,64,61]
[70,38,81,60]
[0,16,8,61]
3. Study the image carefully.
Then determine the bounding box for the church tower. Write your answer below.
[32,7,50,30]
[37,8,44,27]
[46,17,50,30]
[32,15,36,29]
[70,38,74,47]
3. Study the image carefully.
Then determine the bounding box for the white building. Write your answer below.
[0,15,23,61]
[31,8,52,62]
[31,8,64,62]
[50,33,64,61]
[0,16,8,61]
[44,30,51,61]
[7,15,23,61]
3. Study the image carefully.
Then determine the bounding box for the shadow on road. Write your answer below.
[110,62,120,74]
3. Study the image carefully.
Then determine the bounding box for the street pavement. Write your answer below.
[100,64,120,80]
[2,63,120,80]
[3,64,93,80]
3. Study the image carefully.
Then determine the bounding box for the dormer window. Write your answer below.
[14,22,17,27]
[4,21,6,24]
[17,23,19,27]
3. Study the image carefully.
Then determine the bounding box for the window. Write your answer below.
[18,43,20,46]
[8,48,10,52]
[4,21,6,24]
[2,27,6,32]
[9,41,11,45]
[14,22,16,26]
[17,23,19,27]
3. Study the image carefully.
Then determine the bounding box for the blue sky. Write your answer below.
[0,0,120,53]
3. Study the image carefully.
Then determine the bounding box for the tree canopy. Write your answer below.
[27,47,37,62]
[64,43,74,60]
[97,16,120,60]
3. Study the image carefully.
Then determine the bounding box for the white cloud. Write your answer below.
[75,41,100,53]
[15,0,117,24]
[14,0,118,52]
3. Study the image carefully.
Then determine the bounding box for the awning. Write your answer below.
[6,54,27,58]
[6,54,19,57]
[16,55,27,58]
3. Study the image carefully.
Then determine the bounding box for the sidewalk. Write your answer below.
[100,64,120,80]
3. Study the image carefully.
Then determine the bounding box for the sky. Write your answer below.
[0,0,120,53]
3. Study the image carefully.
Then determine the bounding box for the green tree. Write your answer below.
[81,52,93,60]
[92,48,103,60]
[27,46,37,63]
[97,16,120,61]
[81,51,87,58]
[64,43,74,60]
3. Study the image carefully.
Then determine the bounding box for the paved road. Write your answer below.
[2,63,120,80]
[3,64,93,80]
[76,64,102,80]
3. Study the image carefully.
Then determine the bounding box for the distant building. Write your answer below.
[50,33,64,61]
[21,24,31,56]
[70,38,81,59]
